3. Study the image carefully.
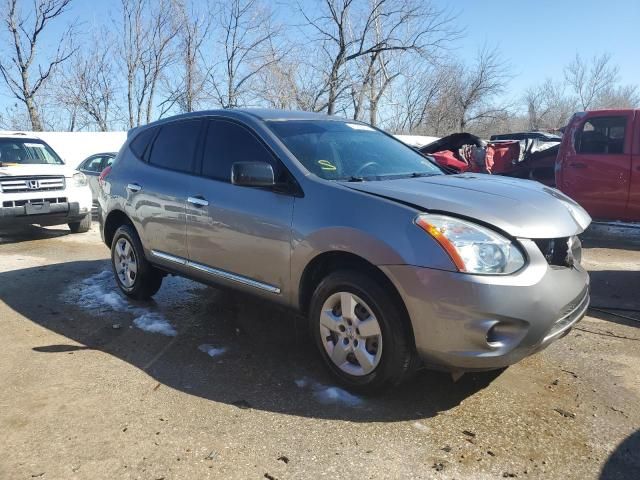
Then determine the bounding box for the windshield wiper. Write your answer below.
[346,175,365,182]
[409,172,438,178]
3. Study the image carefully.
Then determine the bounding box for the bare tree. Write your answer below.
[348,12,403,126]
[120,0,178,128]
[208,0,282,109]
[298,0,456,116]
[0,0,76,131]
[564,53,619,111]
[449,46,512,132]
[57,37,119,131]
[0,101,31,130]
[524,79,575,130]
[164,1,211,114]
[385,62,452,134]
[593,84,640,110]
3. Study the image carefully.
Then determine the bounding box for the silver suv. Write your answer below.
[99,109,591,392]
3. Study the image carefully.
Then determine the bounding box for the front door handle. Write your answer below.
[188,196,209,207]
[568,162,587,169]
[127,183,142,192]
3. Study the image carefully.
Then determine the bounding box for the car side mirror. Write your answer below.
[231,161,275,187]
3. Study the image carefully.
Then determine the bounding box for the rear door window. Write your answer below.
[148,120,202,173]
[577,116,627,154]
[201,120,280,182]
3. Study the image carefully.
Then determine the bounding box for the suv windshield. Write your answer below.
[267,120,442,180]
[0,138,63,165]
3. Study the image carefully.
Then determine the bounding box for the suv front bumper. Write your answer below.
[381,238,590,371]
[0,201,89,227]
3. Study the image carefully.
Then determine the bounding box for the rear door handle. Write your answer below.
[568,162,587,169]
[188,196,209,207]
[127,183,142,192]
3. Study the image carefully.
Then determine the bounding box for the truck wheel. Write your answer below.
[111,224,163,300]
[309,270,415,393]
[68,214,92,233]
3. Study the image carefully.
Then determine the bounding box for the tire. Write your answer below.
[309,270,415,393]
[110,224,163,300]
[68,213,92,233]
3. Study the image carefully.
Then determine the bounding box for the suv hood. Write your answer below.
[341,173,591,239]
[0,164,75,178]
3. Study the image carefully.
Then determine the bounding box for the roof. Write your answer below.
[234,108,346,122]
[0,132,44,141]
[134,108,350,133]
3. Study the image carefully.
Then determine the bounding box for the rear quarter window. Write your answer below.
[130,127,158,159]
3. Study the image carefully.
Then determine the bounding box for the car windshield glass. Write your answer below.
[0,138,63,165]
[267,120,442,180]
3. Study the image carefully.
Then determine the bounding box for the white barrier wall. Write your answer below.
[393,134,439,148]
[0,131,127,168]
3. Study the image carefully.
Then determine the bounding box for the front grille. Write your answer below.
[2,197,67,208]
[0,175,66,193]
[534,236,575,267]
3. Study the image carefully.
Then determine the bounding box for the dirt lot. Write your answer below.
[0,223,639,480]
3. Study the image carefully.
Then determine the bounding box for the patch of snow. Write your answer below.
[134,313,177,336]
[294,376,363,407]
[198,344,227,358]
[62,269,204,337]
[394,134,440,148]
[294,378,309,388]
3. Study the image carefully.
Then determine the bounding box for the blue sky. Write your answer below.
[2,0,639,113]
[431,0,640,98]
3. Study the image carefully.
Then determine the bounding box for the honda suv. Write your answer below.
[99,109,591,392]
[0,134,92,232]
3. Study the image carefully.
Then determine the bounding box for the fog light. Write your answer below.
[485,321,528,349]
[486,324,502,347]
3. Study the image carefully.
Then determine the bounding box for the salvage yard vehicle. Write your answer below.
[0,134,92,232]
[419,132,559,185]
[77,152,116,211]
[556,109,640,221]
[99,109,591,392]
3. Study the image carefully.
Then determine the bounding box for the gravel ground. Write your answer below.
[0,222,638,480]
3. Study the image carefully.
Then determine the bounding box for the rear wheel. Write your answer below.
[309,270,415,393]
[68,213,91,233]
[111,224,163,300]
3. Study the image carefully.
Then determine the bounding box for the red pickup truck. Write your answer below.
[556,109,640,222]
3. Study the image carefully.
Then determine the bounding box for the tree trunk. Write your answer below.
[127,71,135,129]
[26,97,42,131]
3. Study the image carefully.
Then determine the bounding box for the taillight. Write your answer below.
[98,165,111,187]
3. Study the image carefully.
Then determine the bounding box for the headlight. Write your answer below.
[415,214,525,274]
[72,172,87,187]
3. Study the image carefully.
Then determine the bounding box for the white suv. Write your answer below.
[0,134,92,232]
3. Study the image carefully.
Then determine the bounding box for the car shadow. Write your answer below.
[600,429,640,479]
[0,259,503,423]
[588,270,640,328]
[0,224,71,245]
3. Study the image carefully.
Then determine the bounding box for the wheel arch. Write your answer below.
[298,250,415,345]
[103,209,135,248]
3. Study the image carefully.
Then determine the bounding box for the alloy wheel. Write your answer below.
[319,291,383,376]
[114,237,137,289]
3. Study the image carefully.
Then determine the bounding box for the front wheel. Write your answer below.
[68,213,91,233]
[309,270,415,393]
[111,224,163,300]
